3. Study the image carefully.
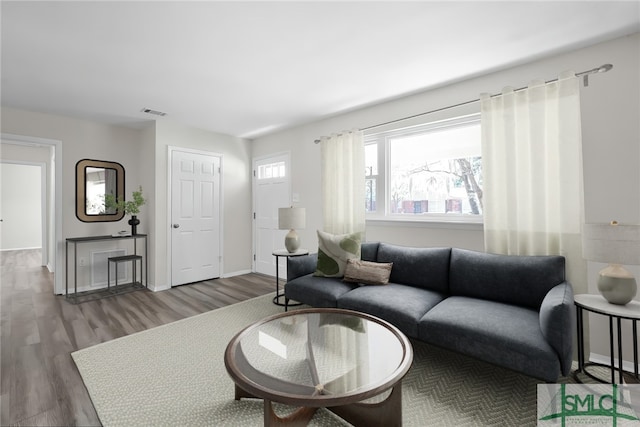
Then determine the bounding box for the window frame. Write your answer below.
[257,160,286,181]
[364,113,483,225]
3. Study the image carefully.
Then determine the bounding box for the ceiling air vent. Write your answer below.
[140,108,167,117]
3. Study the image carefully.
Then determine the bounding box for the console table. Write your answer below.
[65,234,148,302]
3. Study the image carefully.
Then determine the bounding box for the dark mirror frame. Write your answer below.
[75,159,125,222]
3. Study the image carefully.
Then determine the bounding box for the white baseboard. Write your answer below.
[61,271,255,294]
[590,352,639,373]
[149,283,169,292]
[222,269,252,278]
[1,246,42,251]
[150,269,252,291]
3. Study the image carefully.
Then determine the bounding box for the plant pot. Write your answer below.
[128,215,140,235]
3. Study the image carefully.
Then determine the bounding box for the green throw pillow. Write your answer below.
[314,230,362,278]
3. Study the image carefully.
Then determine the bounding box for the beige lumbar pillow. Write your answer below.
[314,230,362,278]
[343,259,393,285]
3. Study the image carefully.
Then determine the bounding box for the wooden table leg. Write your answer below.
[327,382,403,427]
[235,384,256,400]
[264,400,317,427]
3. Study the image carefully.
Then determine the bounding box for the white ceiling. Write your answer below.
[2,1,639,139]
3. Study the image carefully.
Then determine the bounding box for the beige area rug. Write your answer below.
[73,293,573,426]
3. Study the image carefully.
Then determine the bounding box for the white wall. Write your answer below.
[0,163,42,250]
[0,109,255,292]
[1,108,145,235]
[1,108,145,293]
[252,34,640,364]
[577,34,640,366]
[147,120,253,290]
[138,123,158,286]
[253,33,639,252]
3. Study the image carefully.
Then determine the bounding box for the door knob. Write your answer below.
[173,224,180,228]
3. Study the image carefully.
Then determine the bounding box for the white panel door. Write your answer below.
[171,150,221,286]
[254,154,290,276]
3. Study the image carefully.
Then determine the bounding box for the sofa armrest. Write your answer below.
[287,253,318,281]
[539,282,575,376]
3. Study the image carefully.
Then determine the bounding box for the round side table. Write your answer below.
[574,294,640,384]
[272,249,308,306]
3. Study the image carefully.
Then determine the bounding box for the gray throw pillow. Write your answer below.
[343,259,393,285]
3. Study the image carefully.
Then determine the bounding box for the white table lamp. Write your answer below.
[278,207,306,253]
[583,221,640,305]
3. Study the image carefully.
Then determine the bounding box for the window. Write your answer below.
[365,114,482,222]
[257,161,285,180]
[365,143,377,212]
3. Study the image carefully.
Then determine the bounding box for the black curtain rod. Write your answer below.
[314,64,612,143]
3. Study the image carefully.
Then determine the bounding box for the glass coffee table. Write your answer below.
[224,308,413,426]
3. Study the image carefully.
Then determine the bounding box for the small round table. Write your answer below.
[272,249,308,306]
[574,294,640,384]
[224,308,413,426]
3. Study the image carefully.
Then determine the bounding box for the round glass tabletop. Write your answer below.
[225,308,413,407]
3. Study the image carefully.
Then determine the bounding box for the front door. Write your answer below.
[253,154,290,276]
[171,149,221,286]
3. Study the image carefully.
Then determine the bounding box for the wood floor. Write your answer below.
[0,249,276,426]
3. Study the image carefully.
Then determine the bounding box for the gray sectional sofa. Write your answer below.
[284,242,575,382]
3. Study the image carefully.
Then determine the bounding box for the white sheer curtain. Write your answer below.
[480,71,586,291]
[320,130,365,235]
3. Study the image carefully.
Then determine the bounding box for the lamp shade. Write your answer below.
[278,207,306,230]
[583,222,640,265]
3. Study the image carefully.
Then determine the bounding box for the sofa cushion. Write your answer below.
[285,273,358,308]
[338,283,446,338]
[287,253,319,281]
[360,242,380,262]
[343,259,393,286]
[449,248,566,309]
[377,243,451,294]
[314,230,362,278]
[418,296,560,382]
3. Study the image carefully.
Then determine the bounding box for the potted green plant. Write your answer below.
[105,186,146,235]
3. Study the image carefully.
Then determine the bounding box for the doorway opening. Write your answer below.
[0,134,63,294]
[0,162,45,261]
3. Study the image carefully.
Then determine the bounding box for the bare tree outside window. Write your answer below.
[407,156,483,214]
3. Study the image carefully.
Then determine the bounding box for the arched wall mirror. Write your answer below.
[75,159,125,222]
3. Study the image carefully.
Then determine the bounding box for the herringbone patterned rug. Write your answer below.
[73,293,574,426]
